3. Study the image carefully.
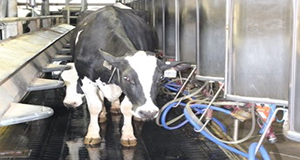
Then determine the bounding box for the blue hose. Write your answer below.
[183,108,251,159]
[248,142,271,160]
[164,83,190,95]
[160,102,227,133]
[191,104,232,115]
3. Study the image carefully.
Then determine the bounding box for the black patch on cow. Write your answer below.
[73,6,158,108]
[76,78,84,94]
[150,60,164,105]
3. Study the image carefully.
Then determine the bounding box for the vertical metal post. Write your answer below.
[224,0,233,97]
[152,0,156,28]
[81,0,87,12]
[284,0,300,142]
[42,0,50,15]
[162,0,166,55]
[196,0,200,74]
[42,0,50,27]
[175,0,180,61]
[29,0,36,17]
[7,0,17,17]
[0,0,8,18]
[66,0,70,24]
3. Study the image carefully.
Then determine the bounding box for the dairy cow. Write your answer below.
[69,4,185,147]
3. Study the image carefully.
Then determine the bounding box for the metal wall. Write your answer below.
[197,0,226,79]
[128,0,226,79]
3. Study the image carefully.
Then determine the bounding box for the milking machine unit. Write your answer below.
[156,65,289,160]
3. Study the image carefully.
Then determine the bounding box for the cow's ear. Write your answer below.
[98,49,124,68]
[158,60,191,71]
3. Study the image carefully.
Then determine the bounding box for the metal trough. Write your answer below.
[0,24,74,126]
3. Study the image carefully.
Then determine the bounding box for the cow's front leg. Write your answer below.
[110,99,121,114]
[81,77,102,145]
[120,96,137,147]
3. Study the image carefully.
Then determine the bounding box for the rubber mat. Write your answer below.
[0,88,230,160]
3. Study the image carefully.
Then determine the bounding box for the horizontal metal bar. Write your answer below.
[17,2,114,6]
[225,94,288,106]
[0,15,63,23]
[195,75,224,82]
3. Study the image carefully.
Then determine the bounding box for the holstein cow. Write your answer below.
[70,5,186,147]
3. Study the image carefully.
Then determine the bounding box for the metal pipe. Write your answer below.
[195,0,200,74]
[233,119,239,141]
[162,0,166,55]
[81,0,87,12]
[198,83,225,123]
[175,0,180,61]
[152,0,155,28]
[174,66,197,100]
[18,2,114,6]
[65,0,70,24]
[195,75,224,82]
[0,0,8,18]
[0,15,63,23]
[29,0,36,7]
[42,0,50,16]
[224,0,234,97]
[289,0,299,134]
[226,94,289,106]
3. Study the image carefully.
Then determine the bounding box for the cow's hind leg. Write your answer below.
[120,96,137,147]
[81,77,103,145]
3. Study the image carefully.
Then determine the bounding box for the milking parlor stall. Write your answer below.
[1,0,300,159]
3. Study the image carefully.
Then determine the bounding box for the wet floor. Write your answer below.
[0,87,230,160]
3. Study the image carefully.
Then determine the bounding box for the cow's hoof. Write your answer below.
[120,139,137,147]
[84,137,101,145]
[110,108,121,114]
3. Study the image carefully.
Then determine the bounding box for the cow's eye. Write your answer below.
[123,76,135,85]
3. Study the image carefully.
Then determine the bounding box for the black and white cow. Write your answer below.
[65,3,185,147]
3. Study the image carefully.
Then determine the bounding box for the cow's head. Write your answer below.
[98,49,189,120]
[61,63,84,108]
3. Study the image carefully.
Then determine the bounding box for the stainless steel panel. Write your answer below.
[225,0,292,103]
[197,0,226,78]
[154,0,165,53]
[164,0,176,58]
[178,0,197,63]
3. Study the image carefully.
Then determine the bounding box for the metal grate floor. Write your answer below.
[0,88,230,160]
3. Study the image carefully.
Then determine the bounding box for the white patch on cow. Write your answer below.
[61,63,84,107]
[81,76,103,140]
[125,51,159,118]
[120,96,136,141]
[103,60,112,70]
[75,29,83,45]
[95,78,122,102]
[113,2,132,10]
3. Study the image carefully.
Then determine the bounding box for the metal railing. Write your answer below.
[0,15,64,40]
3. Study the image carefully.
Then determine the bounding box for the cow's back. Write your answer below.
[74,6,157,82]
